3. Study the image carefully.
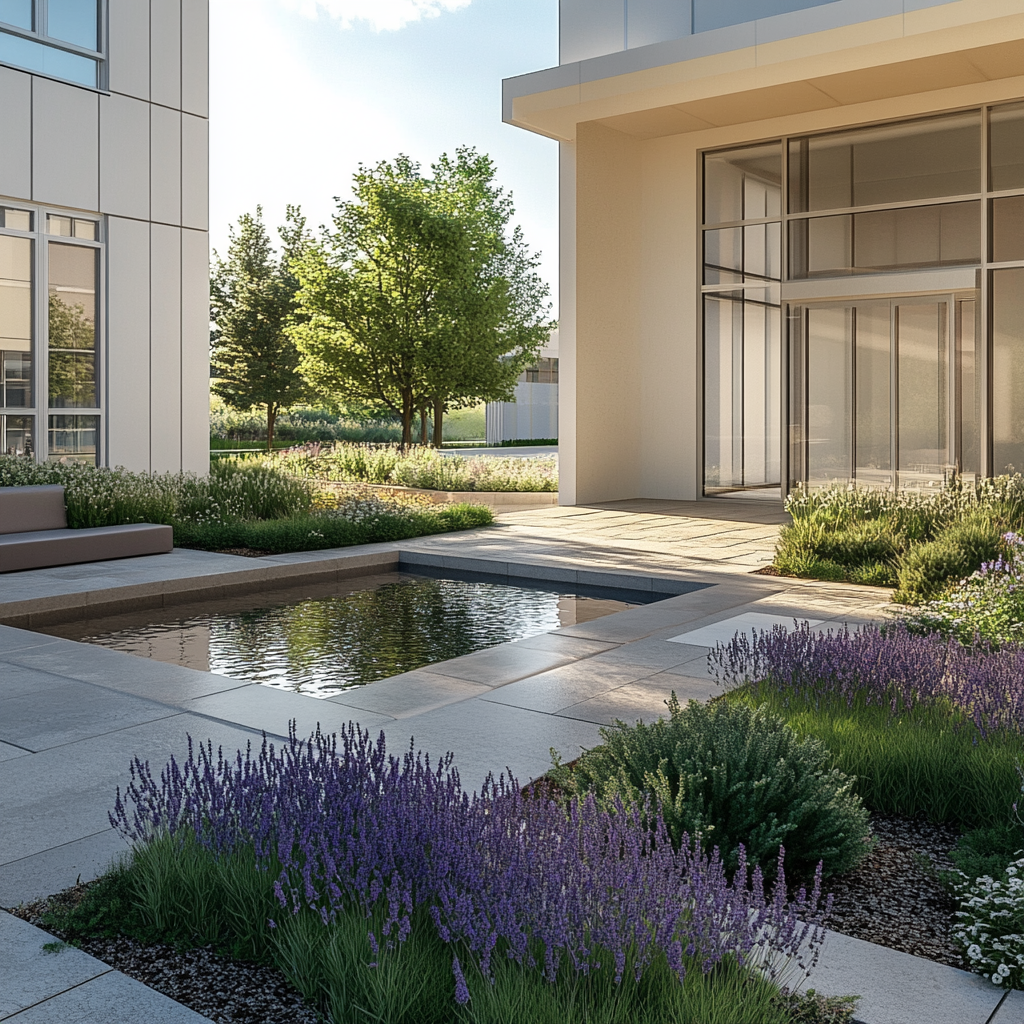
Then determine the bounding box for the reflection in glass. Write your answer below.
[0,234,33,410]
[0,208,31,231]
[957,300,979,479]
[46,0,97,50]
[788,113,981,212]
[0,30,97,86]
[993,269,1024,476]
[790,202,980,277]
[48,241,97,409]
[855,305,891,486]
[704,143,782,225]
[897,303,948,489]
[48,413,96,463]
[3,351,32,407]
[703,295,782,493]
[991,102,1024,192]
[992,196,1024,263]
[0,0,32,29]
[806,308,852,484]
[2,414,33,457]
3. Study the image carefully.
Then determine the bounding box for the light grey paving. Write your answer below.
[801,929,1003,1024]
[379,698,603,790]
[5,965,214,1022]
[992,990,1024,1021]
[636,671,722,704]
[0,677,178,753]
[482,657,658,714]
[1,911,109,1019]
[508,632,620,658]
[579,636,707,669]
[184,684,394,740]
[1,643,250,705]
[328,670,489,719]
[0,715,258,870]
[0,740,31,762]
[554,677,685,726]
[0,626,64,656]
[666,611,825,647]
[0,831,130,907]
[419,642,577,686]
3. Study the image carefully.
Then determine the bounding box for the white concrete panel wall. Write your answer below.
[0,66,31,202]
[628,0,692,49]
[180,227,210,474]
[560,0,623,64]
[107,0,150,100]
[106,217,152,469]
[5,0,209,473]
[150,224,182,472]
[150,105,182,226]
[32,79,99,211]
[150,0,182,110]
[181,114,208,230]
[99,94,150,220]
[181,0,209,117]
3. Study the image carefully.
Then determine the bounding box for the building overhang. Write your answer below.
[503,0,1024,142]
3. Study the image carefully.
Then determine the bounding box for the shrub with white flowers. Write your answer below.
[952,855,1024,988]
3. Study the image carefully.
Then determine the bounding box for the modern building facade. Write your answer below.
[0,0,209,472]
[504,0,1024,504]
[485,330,559,444]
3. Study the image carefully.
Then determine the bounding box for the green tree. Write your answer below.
[288,149,552,447]
[210,207,309,450]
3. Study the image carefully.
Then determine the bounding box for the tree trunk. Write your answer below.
[401,389,414,449]
[420,407,429,446]
[267,405,277,452]
[432,397,445,449]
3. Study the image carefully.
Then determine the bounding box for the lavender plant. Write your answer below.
[903,532,1024,648]
[109,725,829,1020]
[714,623,1024,825]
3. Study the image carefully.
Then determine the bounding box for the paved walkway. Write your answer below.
[0,502,1010,1024]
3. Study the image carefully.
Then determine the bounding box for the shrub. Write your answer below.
[550,696,870,879]
[893,514,1003,604]
[102,725,828,1023]
[714,623,1024,826]
[775,478,1024,601]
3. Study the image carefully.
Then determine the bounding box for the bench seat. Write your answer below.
[0,522,174,573]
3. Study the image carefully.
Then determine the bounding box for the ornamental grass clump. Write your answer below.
[714,622,1024,826]
[551,697,870,880]
[107,725,828,1023]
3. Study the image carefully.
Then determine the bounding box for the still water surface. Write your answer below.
[44,571,648,699]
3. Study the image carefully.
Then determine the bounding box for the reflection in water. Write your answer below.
[46,573,643,699]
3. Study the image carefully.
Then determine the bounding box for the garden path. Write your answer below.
[0,502,1010,1024]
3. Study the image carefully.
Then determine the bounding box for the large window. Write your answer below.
[702,102,1024,495]
[0,0,103,88]
[0,201,102,464]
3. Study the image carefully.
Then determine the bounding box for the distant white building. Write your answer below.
[486,329,558,444]
[0,1,210,471]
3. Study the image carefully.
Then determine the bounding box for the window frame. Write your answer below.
[0,198,105,465]
[0,0,107,91]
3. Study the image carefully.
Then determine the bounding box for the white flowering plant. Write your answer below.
[952,855,1024,988]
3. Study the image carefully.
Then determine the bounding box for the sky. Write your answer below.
[209,0,561,306]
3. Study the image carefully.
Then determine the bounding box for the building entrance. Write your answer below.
[788,293,980,491]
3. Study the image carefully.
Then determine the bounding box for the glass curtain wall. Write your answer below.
[0,204,101,464]
[704,102,1024,495]
[702,144,782,494]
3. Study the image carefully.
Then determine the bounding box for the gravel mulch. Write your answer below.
[10,887,322,1024]
[825,813,963,968]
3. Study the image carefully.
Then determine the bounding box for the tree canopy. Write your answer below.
[210,207,309,449]
[288,149,553,447]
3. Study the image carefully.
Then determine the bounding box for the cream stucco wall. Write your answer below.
[512,0,1024,504]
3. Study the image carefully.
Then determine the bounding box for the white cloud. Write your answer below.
[282,0,473,32]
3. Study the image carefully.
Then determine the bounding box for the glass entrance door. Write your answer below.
[790,294,973,490]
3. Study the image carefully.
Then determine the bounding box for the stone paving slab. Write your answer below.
[666,611,827,647]
[327,669,490,719]
[1,911,108,1020]
[802,929,1003,1024]
[992,990,1024,1020]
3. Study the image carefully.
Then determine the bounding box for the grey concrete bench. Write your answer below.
[0,485,173,573]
